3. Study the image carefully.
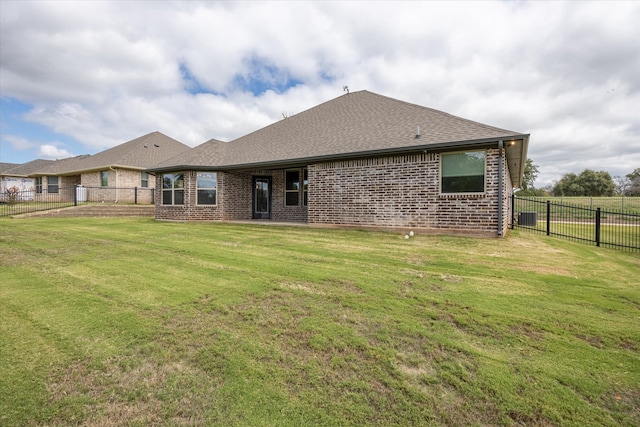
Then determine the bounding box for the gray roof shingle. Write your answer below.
[151,91,529,186]
[38,132,190,175]
[1,159,55,176]
[0,162,21,174]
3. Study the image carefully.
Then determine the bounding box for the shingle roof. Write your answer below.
[150,90,529,185]
[228,90,525,165]
[0,162,21,174]
[38,132,190,175]
[1,159,55,176]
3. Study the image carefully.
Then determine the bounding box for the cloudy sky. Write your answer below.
[1,1,638,187]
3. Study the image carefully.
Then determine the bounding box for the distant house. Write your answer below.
[1,159,55,200]
[27,132,190,203]
[148,91,529,237]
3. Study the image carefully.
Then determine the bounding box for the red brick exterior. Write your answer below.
[154,149,512,236]
[308,149,510,236]
[155,169,307,222]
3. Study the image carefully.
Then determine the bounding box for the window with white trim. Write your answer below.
[196,172,217,205]
[141,172,149,188]
[441,151,486,194]
[47,176,59,194]
[162,173,184,205]
[35,177,43,194]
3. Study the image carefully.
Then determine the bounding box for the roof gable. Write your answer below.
[152,90,527,168]
[38,132,190,175]
[1,159,56,176]
[222,90,524,166]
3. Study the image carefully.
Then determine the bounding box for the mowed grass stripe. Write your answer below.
[0,218,638,426]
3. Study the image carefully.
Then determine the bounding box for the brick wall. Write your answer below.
[308,149,510,236]
[155,169,308,222]
[34,175,79,202]
[80,169,154,204]
[153,150,512,236]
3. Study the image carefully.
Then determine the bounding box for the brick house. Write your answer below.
[1,159,54,200]
[29,132,190,203]
[148,91,529,237]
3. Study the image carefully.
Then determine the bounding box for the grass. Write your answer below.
[0,201,75,217]
[519,222,639,250]
[515,196,640,215]
[1,218,639,426]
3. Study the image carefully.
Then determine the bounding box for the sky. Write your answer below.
[0,1,638,188]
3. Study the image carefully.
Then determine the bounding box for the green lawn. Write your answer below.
[1,218,638,426]
[515,196,640,216]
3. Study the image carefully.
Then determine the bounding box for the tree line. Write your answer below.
[517,159,640,197]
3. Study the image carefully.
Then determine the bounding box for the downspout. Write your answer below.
[497,140,504,236]
[109,166,119,203]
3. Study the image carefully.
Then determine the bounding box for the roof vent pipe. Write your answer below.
[415,126,421,139]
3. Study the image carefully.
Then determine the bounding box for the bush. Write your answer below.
[3,186,20,204]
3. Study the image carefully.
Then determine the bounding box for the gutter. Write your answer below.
[109,166,119,203]
[146,135,529,174]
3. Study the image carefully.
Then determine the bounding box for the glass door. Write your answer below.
[252,177,271,219]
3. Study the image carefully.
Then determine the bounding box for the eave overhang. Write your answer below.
[146,135,530,179]
[29,164,147,177]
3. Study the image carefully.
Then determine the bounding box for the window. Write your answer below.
[441,151,485,193]
[162,173,184,205]
[285,169,300,206]
[35,177,43,194]
[303,168,308,206]
[47,176,59,194]
[101,171,109,187]
[196,172,217,205]
[141,172,149,188]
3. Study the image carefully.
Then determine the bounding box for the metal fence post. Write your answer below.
[134,186,138,205]
[510,194,515,229]
[546,200,551,236]
[595,207,601,247]
[74,185,78,206]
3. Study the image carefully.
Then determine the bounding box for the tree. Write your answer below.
[553,169,616,197]
[627,168,640,196]
[520,158,539,191]
[613,175,631,195]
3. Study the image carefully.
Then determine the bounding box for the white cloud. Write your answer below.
[0,0,638,187]
[3,135,35,151]
[38,144,74,160]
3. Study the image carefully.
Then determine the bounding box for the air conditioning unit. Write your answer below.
[518,211,537,226]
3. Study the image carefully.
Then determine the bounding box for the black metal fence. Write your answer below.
[512,196,640,252]
[74,186,154,205]
[1,186,154,217]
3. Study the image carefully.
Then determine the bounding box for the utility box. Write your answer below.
[75,185,87,202]
[518,211,537,226]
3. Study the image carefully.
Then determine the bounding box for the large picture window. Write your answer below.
[285,169,300,206]
[441,151,485,193]
[47,176,59,194]
[162,173,184,205]
[196,172,217,205]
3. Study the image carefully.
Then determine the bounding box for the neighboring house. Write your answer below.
[148,91,529,237]
[30,132,190,203]
[1,159,55,200]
